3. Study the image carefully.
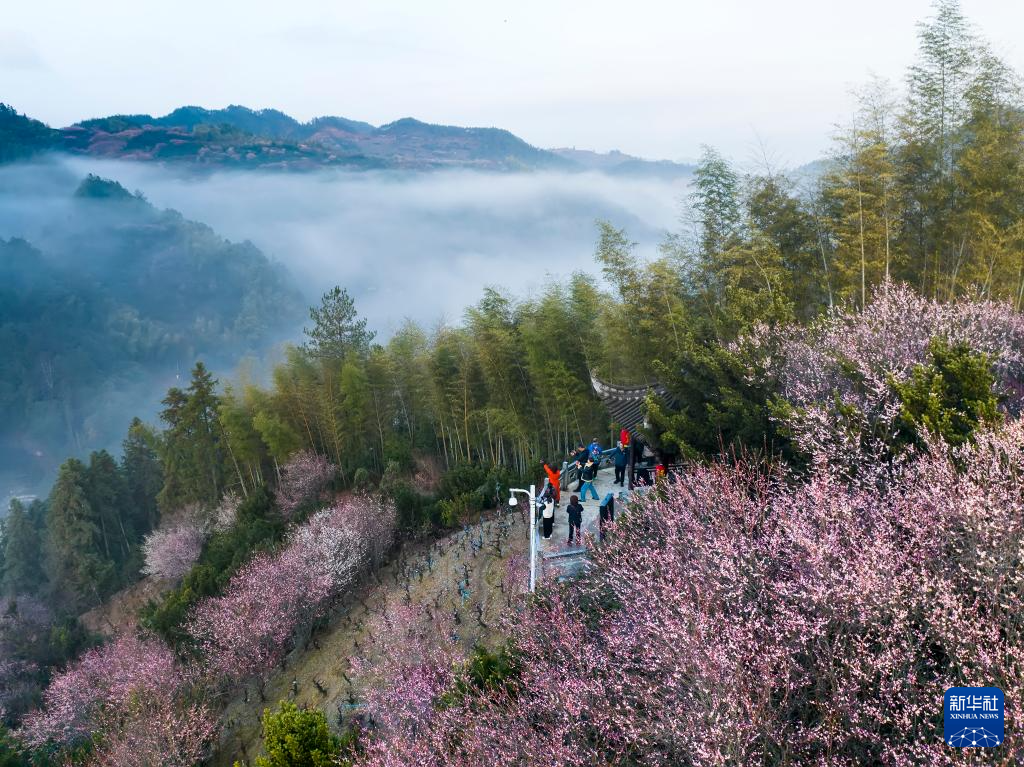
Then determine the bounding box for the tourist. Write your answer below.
[571,443,588,466]
[542,461,561,506]
[579,458,599,501]
[611,440,628,486]
[571,444,588,490]
[566,494,583,545]
[588,436,603,462]
[541,494,555,538]
[598,491,615,541]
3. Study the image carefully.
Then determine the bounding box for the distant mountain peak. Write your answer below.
[2,103,687,175]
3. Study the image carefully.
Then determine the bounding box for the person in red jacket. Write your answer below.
[542,462,561,506]
[619,427,630,447]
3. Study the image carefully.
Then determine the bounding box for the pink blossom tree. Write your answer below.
[353,419,1024,766]
[187,495,395,683]
[19,632,215,765]
[350,603,461,737]
[276,450,336,520]
[213,490,243,532]
[0,596,52,722]
[742,282,1024,469]
[141,523,206,581]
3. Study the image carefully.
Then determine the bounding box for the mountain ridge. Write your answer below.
[0,103,695,176]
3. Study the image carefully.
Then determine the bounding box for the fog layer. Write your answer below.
[51,159,690,334]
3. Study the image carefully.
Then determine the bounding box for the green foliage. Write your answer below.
[45,459,114,610]
[892,338,1001,448]
[438,463,490,501]
[303,286,374,361]
[463,643,521,694]
[121,418,163,533]
[240,702,340,767]
[441,644,522,708]
[0,726,30,767]
[140,487,281,646]
[0,104,59,162]
[158,363,227,513]
[387,480,433,530]
[73,175,140,202]
[690,144,742,259]
[2,500,46,596]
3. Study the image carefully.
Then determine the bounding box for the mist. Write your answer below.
[54,158,689,333]
[0,158,689,500]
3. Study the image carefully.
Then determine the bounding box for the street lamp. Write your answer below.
[507,484,537,592]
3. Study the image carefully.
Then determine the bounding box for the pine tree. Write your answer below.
[46,459,113,608]
[157,363,226,512]
[121,417,163,533]
[84,450,132,568]
[303,286,374,361]
[1,499,46,596]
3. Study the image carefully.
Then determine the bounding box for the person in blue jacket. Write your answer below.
[611,440,628,486]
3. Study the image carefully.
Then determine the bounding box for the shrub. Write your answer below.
[241,702,339,767]
[892,337,1001,448]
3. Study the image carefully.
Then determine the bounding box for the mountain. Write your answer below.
[0,103,685,173]
[0,104,61,162]
[550,147,696,179]
[0,175,305,498]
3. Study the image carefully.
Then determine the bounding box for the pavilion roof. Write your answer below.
[590,372,677,439]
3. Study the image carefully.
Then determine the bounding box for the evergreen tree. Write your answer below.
[241,701,340,767]
[46,459,113,608]
[157,363,226,512]
[1,500,46,596]
[83,450,132,568]
[303,286,374,361]
[121,417,163,533]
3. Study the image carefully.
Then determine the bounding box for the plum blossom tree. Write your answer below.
[276,450,336,520]
[141,523,206,581]
[350,604,460,737]
[353,418,1024,766]
[187,495,395,683]
[0,596,52,723]
[213,490,243,532]
[19,632,214,765]
[743,282,1024,468]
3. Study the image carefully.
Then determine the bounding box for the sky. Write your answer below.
[2,0,1023,165]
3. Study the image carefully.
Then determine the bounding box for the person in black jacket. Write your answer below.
[579,458,599,500]
[566,495,584,545]
[570,444,588,490]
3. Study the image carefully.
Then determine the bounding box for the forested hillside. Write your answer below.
[0,176,303,497]
[0,103,692,174]
[3,1,1024,765]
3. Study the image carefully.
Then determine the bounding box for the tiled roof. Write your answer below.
[590,372,677,439]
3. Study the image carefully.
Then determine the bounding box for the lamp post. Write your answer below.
[507,484,537,592]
